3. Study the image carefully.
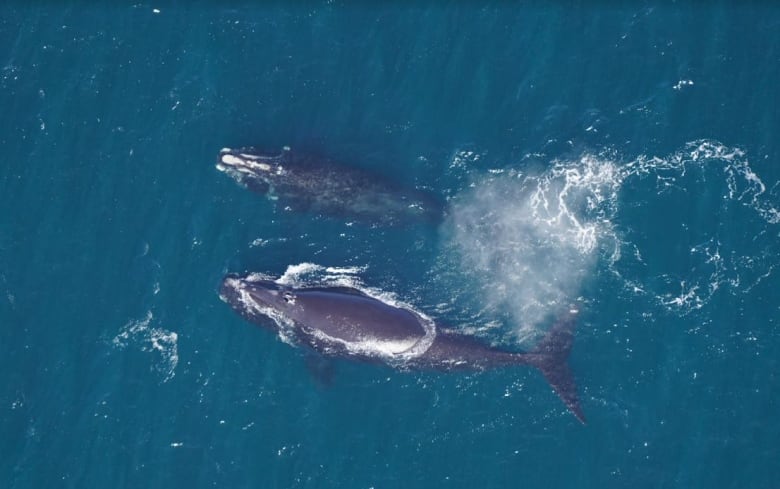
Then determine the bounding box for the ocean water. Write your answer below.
[1,4,779,488]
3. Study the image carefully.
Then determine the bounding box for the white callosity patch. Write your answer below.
[113,311,179,382]
[217,153,272,173]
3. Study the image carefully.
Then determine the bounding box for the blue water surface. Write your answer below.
[1,4,779,488]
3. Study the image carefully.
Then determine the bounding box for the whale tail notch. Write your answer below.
[523,307,585,424]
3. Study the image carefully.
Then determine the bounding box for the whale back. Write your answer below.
[290,288,428,346]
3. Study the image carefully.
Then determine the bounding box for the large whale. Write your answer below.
[220,274,586,423]
[216,147,443,225]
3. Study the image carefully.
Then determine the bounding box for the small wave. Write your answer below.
[448,148,485,170]
[113,311,179,382]
[275,262,368,288]
[249,237,288,248]
[673,79,694,90]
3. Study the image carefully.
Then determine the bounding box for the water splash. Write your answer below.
[438,140,778,341]
[442,152,620,344]
[275,262,368,287]
[616,141,779,313]
[113,311,179,382]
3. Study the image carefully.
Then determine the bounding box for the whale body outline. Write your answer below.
[216,146,444,225]
[220,274,586,424]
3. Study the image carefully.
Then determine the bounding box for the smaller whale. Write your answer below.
[217,147,443,225]
[220,274,586,423]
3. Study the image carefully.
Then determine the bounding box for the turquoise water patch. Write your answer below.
[1,4,779,488]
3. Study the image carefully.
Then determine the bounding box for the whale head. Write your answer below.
[219,274,296,327]
[216,147,290,191]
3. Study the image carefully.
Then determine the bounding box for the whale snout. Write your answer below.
[221,274,240,290]
[219,275,242,305]
[219,275,284,309]
[219,274,292,328]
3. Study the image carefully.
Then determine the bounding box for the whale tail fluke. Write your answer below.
[523,307,585,424]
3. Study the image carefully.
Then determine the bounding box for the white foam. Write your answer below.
[626,141,778,312]
[442,151,620,342]
[673,79,694,90]
[276,262,367,286]
[441,139,778,326]
[306,327,422,361]
[113,311,179,382]
[249,237,288,248]
[449,149,484,170]
[244,272,275,282]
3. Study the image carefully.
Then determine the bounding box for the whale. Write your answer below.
[219,274,586,423]
[216,147,443,225]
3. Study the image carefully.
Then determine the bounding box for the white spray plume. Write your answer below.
[445,154,621,344]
